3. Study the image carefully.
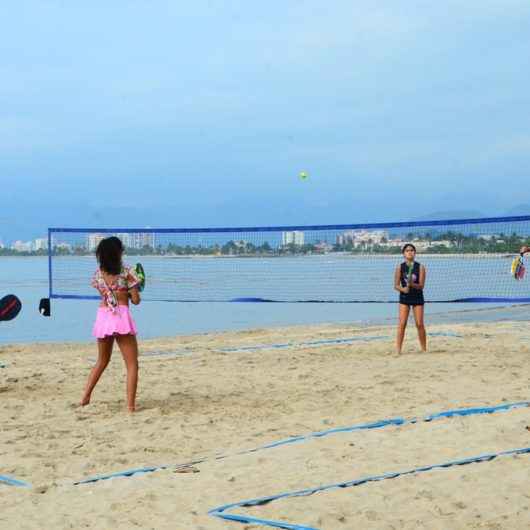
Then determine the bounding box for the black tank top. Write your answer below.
[399,261,424,304]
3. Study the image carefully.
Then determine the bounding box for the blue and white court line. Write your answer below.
[217,331,462,353]
[140,350,191,358]
[73,461,204,485]
[88,349,191,363]
[209,446,530,530]
[217,336,390,353]
[428,331,463,338]
[0,474,31,488]
[73,401,530,485]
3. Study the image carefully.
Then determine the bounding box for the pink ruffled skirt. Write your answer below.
[92,305,137,339]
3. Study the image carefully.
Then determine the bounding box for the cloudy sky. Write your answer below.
[1,1,529,241]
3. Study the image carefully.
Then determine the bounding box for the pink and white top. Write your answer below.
[91,265,140,311]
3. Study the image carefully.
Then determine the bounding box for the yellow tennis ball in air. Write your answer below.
[299,171,309,180]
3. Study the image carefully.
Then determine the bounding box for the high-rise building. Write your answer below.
[34,238,48,251]
[127,232,155,250]
[337,229,388,246]
[87,233,106,252]
[87,232,155,251]
[281,231,305,246]
[12,240,32,252]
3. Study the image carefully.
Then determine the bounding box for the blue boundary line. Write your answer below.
[139,350,191,358]
[427,331,463,338]
[217,335,390,353]
[72,401,530,485]
[75,466,167,484]
[0,474,31,488]
[73,461,204,485]
[217,331,462,353]
[88,350,191,364]
[209,446,530,530]
[86,332,459,364]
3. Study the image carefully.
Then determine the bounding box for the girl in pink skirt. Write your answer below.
[80,236,141,412]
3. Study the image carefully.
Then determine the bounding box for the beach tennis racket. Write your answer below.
[0,294,22,322]
[406,262,414,288]
[511,253,526,280]
[135,263,146,292]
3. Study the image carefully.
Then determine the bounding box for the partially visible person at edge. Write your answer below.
[80,236,141,412]
[394,243,427,355]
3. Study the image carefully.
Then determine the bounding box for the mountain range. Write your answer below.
[2,205,530,245]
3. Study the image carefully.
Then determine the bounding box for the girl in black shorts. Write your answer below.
[394,243,427,355]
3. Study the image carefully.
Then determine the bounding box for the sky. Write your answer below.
[1,1,530,241]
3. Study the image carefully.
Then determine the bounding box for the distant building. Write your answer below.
[337,229,388,247]
[411,241,430,251]
[126,232,155,250]
[336,231,353,246]
[282,231,305,246]
[55,242,72,252]
[12,240,32,252]
[314,241,332,253]
[87,233,106,252]
[429,240,453,248]
[87,232,155,251]
[34,238,48,251]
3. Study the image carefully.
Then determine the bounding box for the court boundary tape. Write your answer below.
[209,446,530,530]
[217,335,390,353]
[88,349,191,364]
[0,474,31,487]
[85,331,463,364]
[72,401,530,486]
[217,331,462,354]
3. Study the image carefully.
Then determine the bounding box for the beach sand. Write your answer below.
[1,319,530,529]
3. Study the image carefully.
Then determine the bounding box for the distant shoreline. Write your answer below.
[0,252,516,259]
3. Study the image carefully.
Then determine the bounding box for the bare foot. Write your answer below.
[79,395,91,406]
[127,406,136,413]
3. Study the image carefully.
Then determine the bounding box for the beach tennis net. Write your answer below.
[48,215,530,303]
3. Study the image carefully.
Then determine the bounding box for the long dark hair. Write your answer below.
[96,237,124,275]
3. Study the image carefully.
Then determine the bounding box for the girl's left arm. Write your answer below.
[126,266,141,305]
[128,287,141,305]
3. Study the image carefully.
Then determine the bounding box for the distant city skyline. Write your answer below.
[3,204,530,245]
[3,216,529,257]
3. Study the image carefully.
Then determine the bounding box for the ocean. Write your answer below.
[0,256,527,344]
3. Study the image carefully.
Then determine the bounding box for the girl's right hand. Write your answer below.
[402,286,409,294]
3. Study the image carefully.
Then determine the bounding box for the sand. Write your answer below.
[1,319,530,529]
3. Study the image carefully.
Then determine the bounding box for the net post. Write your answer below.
[48,228,53,298]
